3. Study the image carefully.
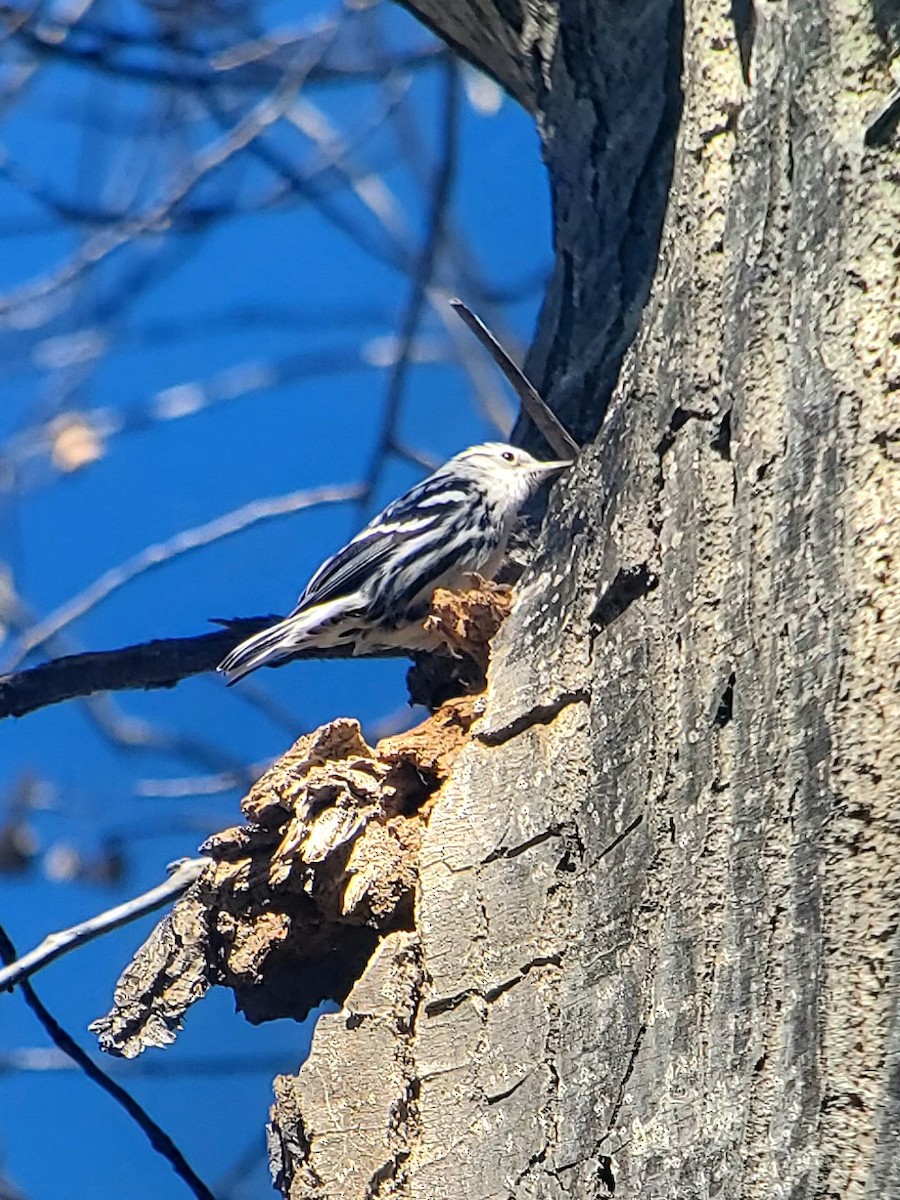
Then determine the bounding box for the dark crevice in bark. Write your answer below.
[405,648,487,709]
[711,406,733,460]
[513,1145,549,1188]
[730,0,756,85]
[596,814,644,863]
[600,1023,648,1141]
[477,688,591,745]
[484,953,563,995]
[597,1154,617,1194]
[656,405,714,460]
[592,565,659,630]
[481,825,565,864]
[486,1073,533,1105]
[425,953,563,1016]
[712,671,737,727]
[364,1149,411,1197]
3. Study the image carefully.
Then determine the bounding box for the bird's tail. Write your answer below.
[217,616,299,684]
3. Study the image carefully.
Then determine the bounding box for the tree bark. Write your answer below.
[270,0,900,1194]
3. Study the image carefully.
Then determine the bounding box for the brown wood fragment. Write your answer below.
[90,885,214,1058]
[91,696,484,1055]
[423,576,513,675]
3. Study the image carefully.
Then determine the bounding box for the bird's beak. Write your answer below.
[532,458,574,478]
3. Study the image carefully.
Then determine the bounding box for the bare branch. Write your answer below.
[4,483,363,671]
[4,8,444,93]
[0,621,410,722]
[81,693,257,784]
[0,577,510,723]
[5,345,449,491]
[0,1046,296,1078]
[433,287,515,433]
[0,857,208,992]
[0,39,336,325]
[0,923,216,1200]
[133,768,271,799]
[449,298,581,459]
[362,56,460,507]
[200,90,411,273]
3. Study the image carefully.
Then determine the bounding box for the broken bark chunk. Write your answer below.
[91,697,480,1056]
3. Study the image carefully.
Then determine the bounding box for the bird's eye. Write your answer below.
[502,450,515,463]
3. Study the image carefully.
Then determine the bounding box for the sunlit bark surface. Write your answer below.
[269,0,900,1194]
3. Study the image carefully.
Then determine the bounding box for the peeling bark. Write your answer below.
[91,701,481,1055]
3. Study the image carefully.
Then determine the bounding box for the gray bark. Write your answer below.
[268,0,900,1194]
[65,0,895,1191]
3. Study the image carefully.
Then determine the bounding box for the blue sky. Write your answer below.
[0,2,549,1195]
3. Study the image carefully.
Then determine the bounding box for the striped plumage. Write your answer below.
[217,442,571,683]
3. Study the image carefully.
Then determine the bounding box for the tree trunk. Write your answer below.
[269,0,900,1195]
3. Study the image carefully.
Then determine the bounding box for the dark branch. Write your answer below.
[0,618,409,721]
[6,12,446,94]
[0,924,217,1200]
[449,299,581,460]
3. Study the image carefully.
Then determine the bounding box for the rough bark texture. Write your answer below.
[268,0,900,1196]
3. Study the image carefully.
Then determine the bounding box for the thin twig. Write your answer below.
[0,47,329,323]
[134,767,271,799]
[7,10,444,93]
[5,345,450,489]
[432,286,515,434]
[201,91,409,275]
[361,55,460,509]
[4,483,362,671]
[0,1047,295,1078]
[0,856,208,991]
[82,693,256,784]
[0,921,217,1200]
[449,298,581,459]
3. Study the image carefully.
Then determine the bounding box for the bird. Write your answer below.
[217,441,573,684]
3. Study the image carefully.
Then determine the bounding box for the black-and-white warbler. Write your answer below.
[217,442,572,683]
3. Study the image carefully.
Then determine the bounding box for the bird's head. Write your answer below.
[452,442,573,504]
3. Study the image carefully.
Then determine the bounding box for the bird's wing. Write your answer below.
[293,530,401,612]
[294,473,477,614]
